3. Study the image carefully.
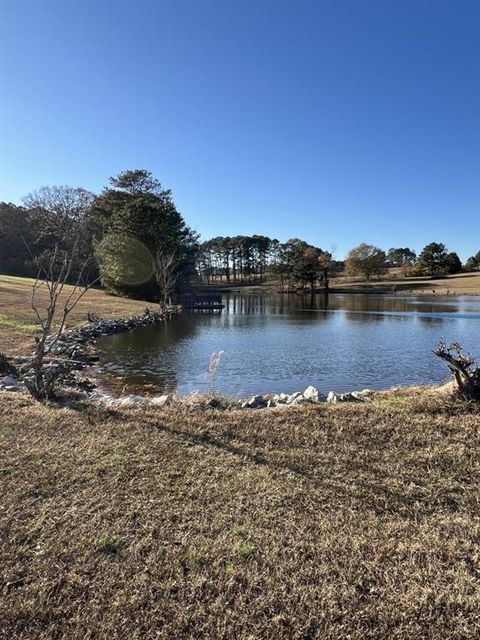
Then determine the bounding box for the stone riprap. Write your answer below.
[0,308,378,408]
[79,386,375,409]
[0,307,179,396]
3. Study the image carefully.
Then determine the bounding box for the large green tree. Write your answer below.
[465,251,480,272]
[94,170,198,298]
[417,242,448,276]
[386,247,417,275]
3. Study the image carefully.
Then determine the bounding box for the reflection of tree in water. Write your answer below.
[224,292,332,315]
[98,314,202,392]
[98,292,477,395]
[220,292,467,317]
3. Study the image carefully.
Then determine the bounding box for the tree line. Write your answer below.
[196,236,341,291]
[198,237,479,288]
[1,169,479,301]
[343,242,471,281]
[0,170,198,302]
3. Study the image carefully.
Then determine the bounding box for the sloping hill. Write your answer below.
[0,275,151,355]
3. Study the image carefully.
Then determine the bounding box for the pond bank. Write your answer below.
[0,307,180,397]
[0,306,463,407]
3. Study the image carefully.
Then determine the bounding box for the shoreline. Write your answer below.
[0,306,459,407]
[1,320,457,408]
[194,271,480,297]
[197,284,480,297]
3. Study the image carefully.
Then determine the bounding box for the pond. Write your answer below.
[97,292,480,397]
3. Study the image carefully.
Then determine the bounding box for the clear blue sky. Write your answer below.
[1,0,479,260]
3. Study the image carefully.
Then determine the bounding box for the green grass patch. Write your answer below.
[0,315,39,332]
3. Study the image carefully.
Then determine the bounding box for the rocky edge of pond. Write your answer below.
[0,308,405,409]
[49,385,375,409]
[0,308,178,394]
[1,368,377,409]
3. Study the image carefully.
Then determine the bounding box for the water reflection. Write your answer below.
[97,293,480,396]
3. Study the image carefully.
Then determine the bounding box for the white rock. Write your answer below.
[338,392,362,402]
[117,394,148,407]
[327,391,339,403]
[303,385,318,401]
[241,395,267,409]
[150,394,170,406]
[286,392,303,404]
[350,391,367,401]
[291,395,310,405]
[2,375,19,388]
[356,389,375,397]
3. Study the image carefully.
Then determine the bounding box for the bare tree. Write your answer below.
[155,250,178,308]
[23,185,94,246]
[26,244,98,400]
[435,340,480,401]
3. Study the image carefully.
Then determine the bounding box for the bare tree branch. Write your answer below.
[26,241,99,400]
[155,250,178,308]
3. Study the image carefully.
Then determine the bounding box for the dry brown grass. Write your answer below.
[0,275,151,355]
[1,390,480,639]
[332,270,480,295]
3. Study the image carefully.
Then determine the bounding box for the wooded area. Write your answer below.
[1,169,479,301]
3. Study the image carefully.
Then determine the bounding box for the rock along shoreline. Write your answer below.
[1,308,378,409]
[1,308,178,394]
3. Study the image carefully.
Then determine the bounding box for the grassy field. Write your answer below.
[331,271,480,295]
[199,271,480,295]
[0,275,151,355]
[1,390,479,639]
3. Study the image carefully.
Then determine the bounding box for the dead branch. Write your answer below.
[435,340,480,401]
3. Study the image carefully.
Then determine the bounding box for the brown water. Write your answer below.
[97,292,480,397]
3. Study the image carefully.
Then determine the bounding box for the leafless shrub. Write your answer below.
[26,244,99,400]
[435,340,480,401]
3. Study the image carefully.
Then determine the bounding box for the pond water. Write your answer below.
[97,293,480,397]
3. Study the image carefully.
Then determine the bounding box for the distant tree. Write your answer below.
[317,251,335,292]
[345,243,387,280]
[270,240,296,288]
[444,252,462,275]
[0,203,36,276]
[386,247,417,276]
[417,242,448,276]
[93,170,198,298]
[23,185,94,249]
[276,238,330,293]
[465,251,480,272]
[292,243,324,293]
[196,235,276,284]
